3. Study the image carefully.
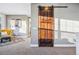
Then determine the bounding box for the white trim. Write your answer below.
[30,44,75,47]
[54,44,76,47]
[30,44,38,47]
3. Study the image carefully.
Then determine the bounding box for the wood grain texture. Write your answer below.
[38,6,54,47]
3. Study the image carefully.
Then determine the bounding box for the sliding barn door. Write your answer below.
[38,6,54,47]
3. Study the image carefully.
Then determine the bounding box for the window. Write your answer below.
[60,19,79,43]
[60,19,79,32]
[8,19,27,35]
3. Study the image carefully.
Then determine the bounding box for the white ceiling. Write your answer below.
[0,3,31,17]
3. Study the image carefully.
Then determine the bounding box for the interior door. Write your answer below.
[38,6,54,47]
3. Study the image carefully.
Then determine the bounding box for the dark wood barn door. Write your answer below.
[38,6,54,47]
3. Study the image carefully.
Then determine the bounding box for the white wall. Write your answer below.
[0,3,31,17]
[31,4,38,47]
[0,13,6,29]
[31,3,79,47]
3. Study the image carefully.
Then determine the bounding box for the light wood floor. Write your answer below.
[0,42,76,55]
[26,47,76,55]
[0,37,76,55]
[0,47,76,55]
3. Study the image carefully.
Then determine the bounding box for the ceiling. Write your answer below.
[0,3,31,17]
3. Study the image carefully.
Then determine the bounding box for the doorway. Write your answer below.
[38,6,54,47]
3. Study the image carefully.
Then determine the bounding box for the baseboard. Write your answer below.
[54,44,76,47]
[30,44,38,47]
[30,44,75,47]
